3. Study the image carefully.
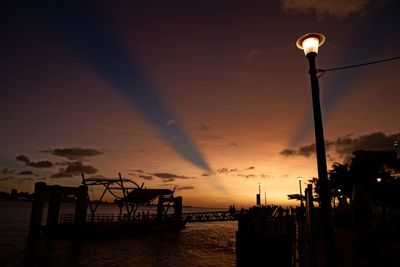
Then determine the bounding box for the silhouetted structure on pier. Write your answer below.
[28,174,185,240]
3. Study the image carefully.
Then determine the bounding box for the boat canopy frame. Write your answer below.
[81,173,175,222]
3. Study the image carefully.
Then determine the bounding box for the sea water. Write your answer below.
[0,201,237,267]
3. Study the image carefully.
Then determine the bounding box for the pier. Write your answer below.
[58,211,237,225]
[27,177,186,240]
[183,211,237,222]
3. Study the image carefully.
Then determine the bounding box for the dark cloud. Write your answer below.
[18,170,34,175]
[176,186,195,191]
[139,175,153,180]
[16,155,30,163]
[28,161,53,168]
[16,154,53,168]
[202,173,210,177]
[19,177,34,181]
[130,169,144,173]
[237,174,256,178]
[280,144,321,157]
[0,177,14,181]
[298,144,317,157]
[335,132,397,156]
[46,148,103,160]
[280,0,371,19]
[280,132,400,162]
[1,168,15,174]
[217,167,254,174]
[229,142,238,146]
[217,168,235,174]
[55,161,69,166]
[280,149,297,157]
[51,161,98,178]
[152,173,190,179]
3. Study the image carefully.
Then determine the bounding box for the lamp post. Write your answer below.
[296,32,336,266]
[298,177,304,207]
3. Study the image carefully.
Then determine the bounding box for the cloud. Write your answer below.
[162,178,175,183]
[280,132,400,162]
[51,161,98,178]
[19,177,34,181]
[139,175,153,180]
[0,177,14,181]
[131,169,144,173]
[55,161,69,166]
[280,0,371,19]
[1,168,15,175]
[217,167,256,174]
[237,174,256,178]
[15,154,53,168]
[202,173,210,177]
[217,168,232,174]
[280,142,332,157]
[280,149,297,157]
[194,123,214,130]
[334,132,399,161]
[152,173,191,179]
[46,148,103,160]
[298,143,317,157]
[176,186,195,191]
[28,161,53,168]
[16,155,30,164]
[18,170,34,175]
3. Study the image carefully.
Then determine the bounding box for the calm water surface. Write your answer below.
[0,201,237,267]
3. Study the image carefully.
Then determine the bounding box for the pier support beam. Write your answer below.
[74,185,88,225]
[28,182,47,240]
[157,195,164,221]
[174,197,182,221]
[47,188,62,230]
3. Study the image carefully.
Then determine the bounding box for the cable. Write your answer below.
[317,55,400,74]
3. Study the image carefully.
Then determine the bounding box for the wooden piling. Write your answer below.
[47,188,62,230]
[74,185,88,225]
[28,182,46,240]
[174,196,182,221]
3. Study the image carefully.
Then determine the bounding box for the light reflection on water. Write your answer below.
[0,201,236,267]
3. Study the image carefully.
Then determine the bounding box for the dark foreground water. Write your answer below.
[0,201,237,267]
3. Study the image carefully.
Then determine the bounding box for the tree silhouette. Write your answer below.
[328,150,400,207]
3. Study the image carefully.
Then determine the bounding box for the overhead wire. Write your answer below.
[316,55,400,78]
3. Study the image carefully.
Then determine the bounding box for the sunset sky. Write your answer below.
[1,0,399,207]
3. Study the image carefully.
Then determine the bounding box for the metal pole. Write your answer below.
[306,52,336,266]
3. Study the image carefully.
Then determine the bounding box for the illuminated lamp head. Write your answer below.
[296,32,326,56]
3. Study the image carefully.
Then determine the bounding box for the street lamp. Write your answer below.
[298,177,304,207]
[296,32,336,266]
